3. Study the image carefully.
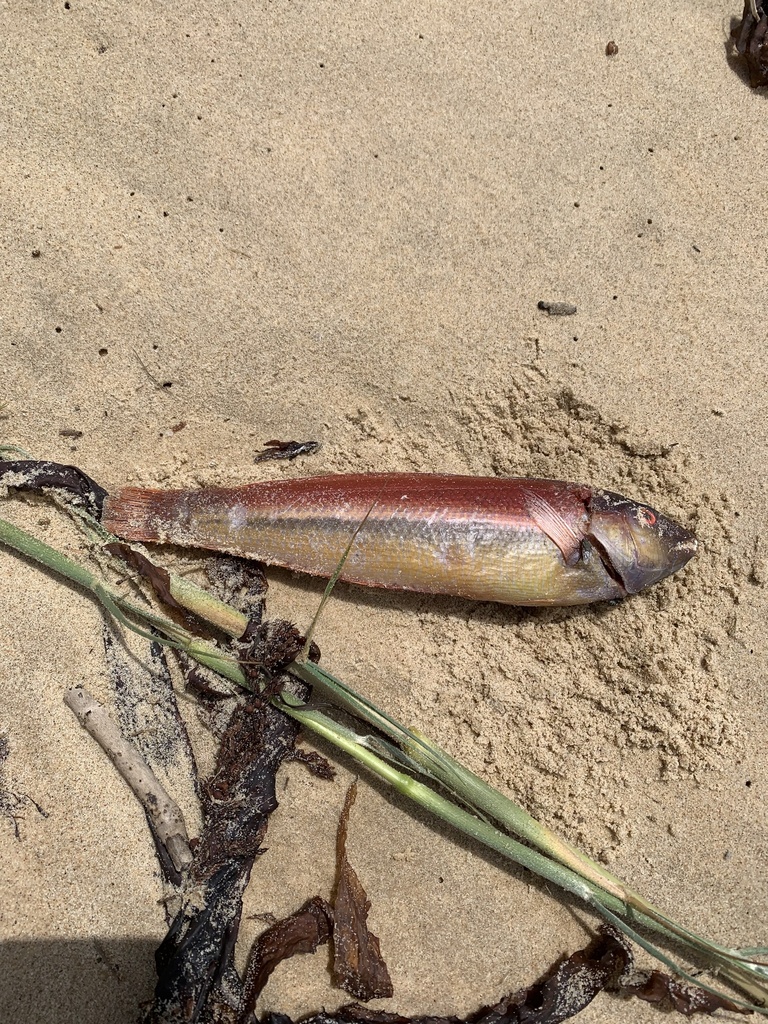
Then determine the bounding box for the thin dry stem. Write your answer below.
[64,685,193,872]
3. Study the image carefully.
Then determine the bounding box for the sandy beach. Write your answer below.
[1,2,767,1021]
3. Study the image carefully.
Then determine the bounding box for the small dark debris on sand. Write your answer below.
[732,1,768,87]
[0,734,48,839]
[254,439,322,463]
[537,301,578,317]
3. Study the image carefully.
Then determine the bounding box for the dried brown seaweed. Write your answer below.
[254,439,322,463]
[731,1,768,87]
[241,896,334,1019]
[0,458,107,516]
[259,927,747,1024]
[146,695,304,1023]
[105,541,187,614]
[616,966,750,1016]
[143,556,321,1022]
[288,747,337,781]
[331,782,393,1001]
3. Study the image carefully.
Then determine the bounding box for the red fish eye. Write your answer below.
[638,507,656,526]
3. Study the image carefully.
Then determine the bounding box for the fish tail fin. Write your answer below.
[102,487,187,543]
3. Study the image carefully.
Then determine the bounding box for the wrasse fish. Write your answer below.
[102,474,697,606]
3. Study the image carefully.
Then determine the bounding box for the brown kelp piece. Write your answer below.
[194,695,301,871]
[147,697,303,1023]
[732,1,768,87]
[258,926,746,1024]
[615,968,751,1016]
[241,896,334,1016]
[238,779,392,1015]
[484,925,628,1024]
[0,458,108,517]
[105,541,187,614]
[332,782,394,1001]
[142,548,329,1022]
[254,439,322,462]
[288,746,337,781]
[236,619,310,693]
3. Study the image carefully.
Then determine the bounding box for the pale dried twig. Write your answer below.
[64,685,193,872]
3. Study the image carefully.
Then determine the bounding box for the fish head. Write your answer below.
[587,489,697,595]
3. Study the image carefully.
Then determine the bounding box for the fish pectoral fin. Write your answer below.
[522,488,584,566]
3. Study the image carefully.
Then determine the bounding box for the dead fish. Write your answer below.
[102,474,697,606]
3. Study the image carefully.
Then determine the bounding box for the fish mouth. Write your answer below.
[667,535,698,570]
[599,526,697,595]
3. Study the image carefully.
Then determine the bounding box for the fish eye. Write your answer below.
[636,506,656,527]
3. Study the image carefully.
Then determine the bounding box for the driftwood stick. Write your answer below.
[64,686,193,872]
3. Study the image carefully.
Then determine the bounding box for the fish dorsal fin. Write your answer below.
[522,487,584,566]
